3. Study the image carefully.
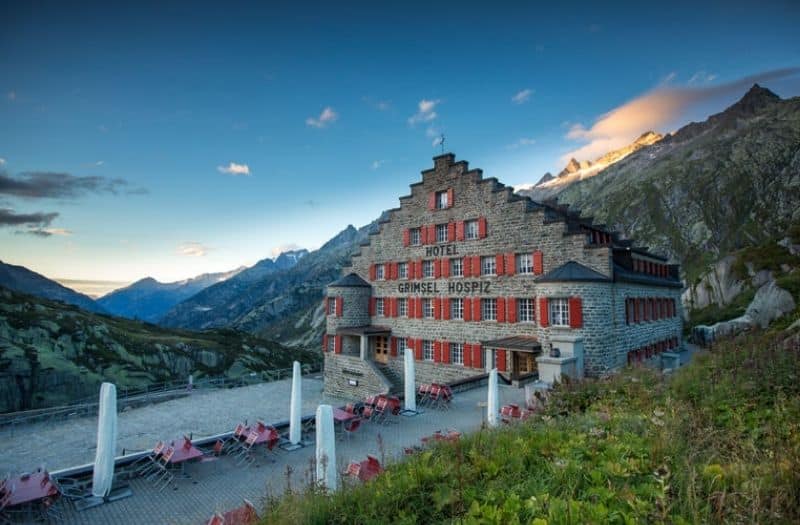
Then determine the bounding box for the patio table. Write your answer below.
[5,471,59,507]
[332,408,356,423]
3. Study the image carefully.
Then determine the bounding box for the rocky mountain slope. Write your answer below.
[0,286,315,412]
[161,225,376,347]
[97,267,245,322]
[0,260,105,313]
[518,85,800,284]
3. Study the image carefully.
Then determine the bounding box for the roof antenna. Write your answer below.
[439,133,445,154]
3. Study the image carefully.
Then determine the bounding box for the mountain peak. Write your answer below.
[723,83,780,117]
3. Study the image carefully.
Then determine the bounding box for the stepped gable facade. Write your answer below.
[323,153,683,399]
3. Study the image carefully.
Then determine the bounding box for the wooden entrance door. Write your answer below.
[374,336,389,364]
[512,351,537,379]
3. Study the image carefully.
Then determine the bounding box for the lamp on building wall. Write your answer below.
[550,347,561,358]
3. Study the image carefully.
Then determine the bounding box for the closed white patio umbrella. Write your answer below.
[315,404,337,491]
[404,348,416,412]
[487,368,499,428]
[92,382,117,498]
[289,361,302,445]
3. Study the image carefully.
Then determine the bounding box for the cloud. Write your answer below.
[560,67,800,164]
[408,99,439,125]
[306,107,338,128]
[7,91,15,101]
[512,88,533,104]
[506,137,537,150]
[217,162,251,176]
[16,227,72,237]
[176,242,210,257]
[0,208,58,228]
[363,97,391,111]
[0,158,5,165]
[95,160,105,166]
[0,169,146,199]
[271,243,302,257]
[371,160,387,170]
[688,71,718,85]
[432,135,444,147]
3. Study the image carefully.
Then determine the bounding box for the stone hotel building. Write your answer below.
[323,153,683,398]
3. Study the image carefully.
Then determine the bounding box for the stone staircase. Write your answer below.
[376,364,402,394]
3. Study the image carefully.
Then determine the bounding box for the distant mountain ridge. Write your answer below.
[97,266,246,322]
[0,260,104,313]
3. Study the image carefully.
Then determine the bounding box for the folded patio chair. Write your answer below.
[196,440,225,472]
[341,417,362,440]
[206,512,225,525]
[218,498,258,524]
[234,431,259,468]
[134,441,165,477]
[361,404,376,422]
[223,424,247,454]
[344,403,356,414]
[146,446,175,491]
[417,384,431,407]
[344,462,361,480]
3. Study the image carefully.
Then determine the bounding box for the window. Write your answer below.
[423,260,434,278]
[450,258,463,277]
[375,264,385,280]
[435,190,449,209]
[423,340,434,361]
[451,343,464,365]
[398,262,408,279]
[518,298,535,322]
[398,298,408,317]
[549,298,569,327]
[451,298,464,319]
[517,253,533,274]
[465,220,479,240]
[482,298,497,321]
[436,224,448,243]
[376,298,385,317]
[327,298,335,315]
[410,228,421,246]
[423,298,434,319]
[396,337,407,354]
[481,256,496,276]
[327,337,336,353]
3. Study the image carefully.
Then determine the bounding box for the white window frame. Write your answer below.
[398,262,408,280]
[481,256,496,276]
[376,298,385,317]
[396,337,407,354]
[328,337,336,353]
[423,298,434,319]
[517,253,533,274]
[435,190,449,209]
[465,220,479,240]
[549,297,570,327]
[451,343,464,365]
[375,264,385,280]
[518,298,535,323]
[410,228,421,246]
[450,258,463,277]
[450,298,463,319]
[436,224,448,243]
[482,298,497,321]
[398,298,408,317]
[423,340,434,361]
[327,299,335,315]
[422,260,434,279]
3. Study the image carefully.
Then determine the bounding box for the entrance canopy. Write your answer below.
[481,336,542,353]
[336,325,391,337]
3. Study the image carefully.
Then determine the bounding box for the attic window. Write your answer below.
[435,190,449,209]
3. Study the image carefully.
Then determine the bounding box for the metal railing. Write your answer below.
[0,363,322,432]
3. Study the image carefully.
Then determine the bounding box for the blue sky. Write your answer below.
[1,1,799,289]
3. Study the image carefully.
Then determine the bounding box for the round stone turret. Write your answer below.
[326,273,372,332]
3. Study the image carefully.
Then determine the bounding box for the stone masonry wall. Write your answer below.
[323,353,392,399]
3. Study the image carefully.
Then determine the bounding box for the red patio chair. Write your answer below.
[361,404,376,421]
[345,403,356,414]
[197,440,225,472]
[342,417,362,440]
[223,423,247,454]
[234,432,259,468]
[417,384,431,407]
[206,513,225,525]
[135,440,165,477]
[373,397,390,424]
[146,446,175,491]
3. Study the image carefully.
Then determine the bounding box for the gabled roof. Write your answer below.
[536,261,611,283]
[328,273,371,288]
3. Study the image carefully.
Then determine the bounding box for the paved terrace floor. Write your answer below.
[11,381,527,525]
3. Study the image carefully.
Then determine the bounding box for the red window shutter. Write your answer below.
[433,341,441,363]
[403,229,410,247]
[369,297,376,317]
[496,349,507,372]
[478,217,487,238]
[472,256,480,276]
[324,297,330,315]
[507,297,517,323]
[463,257,472,277]
[463,298,472,321]
[495,253,505,276]
[497,297,506,323]
[441,258,450,278]
[428,225,436,244]
[505,253,515,276]
[472,297,481,321]
[369,264,376,281]
[533,251,544,275]
[446,188,454,208]
[428,192,436,210]
[644,298,650,322]
[415,297,423,319]
[447,222,456,242]
[539,297,549,327]
[456,221,465,241]
[335,297,343,317]
[443,298,451,320]
[390,337,397,357]
[442,342,450,364]
[463,343,473,367]
[334,336,342,354]
[416,259,424,279]
[434,259,441,278]
[433,298,441,320]
[322,334,329,352]
[414,339,423,361]
[568,296,583,328]
[472,344,483,369]
[420,226,428,245]
[634,299,641,323]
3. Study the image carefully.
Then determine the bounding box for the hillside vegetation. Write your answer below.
[261,330,800,524]
[0,286,317,412]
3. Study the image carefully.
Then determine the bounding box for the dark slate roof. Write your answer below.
[328,273,371,288]
[336,325,391,336]
[482,336,542,352]
[536,261,611,283]
[613,264,683,289]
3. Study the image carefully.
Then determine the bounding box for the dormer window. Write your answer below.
[436,190,449,209]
